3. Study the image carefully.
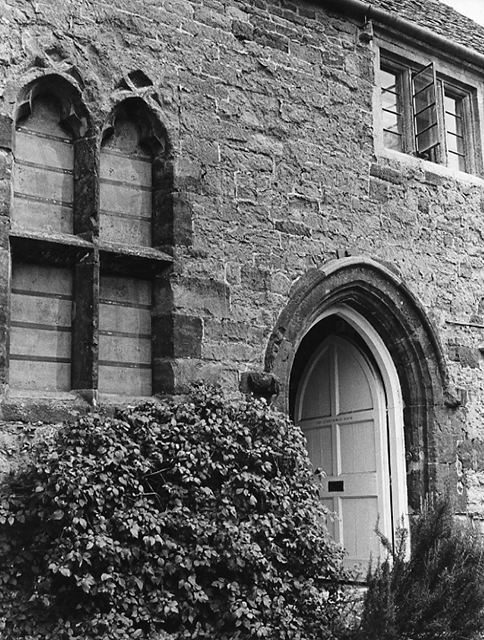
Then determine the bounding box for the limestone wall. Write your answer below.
[0,0,484,515]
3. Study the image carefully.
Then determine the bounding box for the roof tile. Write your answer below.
[367,0,484,56]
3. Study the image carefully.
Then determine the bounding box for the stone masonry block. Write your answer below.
[154,193,193,248]
[275,219,311,237]
[154,358,238,394]
[171,276,231,318]
[0,152,12,180]
[370,163,403,185]
[0,115,13,151]
[232,19,254,40]
[153,359,176,394]
[153,314,203,359]
[0,181,11,217]
[447,343,480,369]
[253,27,289,51]
[369,178,389,203]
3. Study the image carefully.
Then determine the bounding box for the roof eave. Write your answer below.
[320,0,484,69]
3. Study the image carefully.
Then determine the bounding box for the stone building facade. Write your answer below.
[1,0,484,563]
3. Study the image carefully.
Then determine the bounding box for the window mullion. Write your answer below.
[73,137,98,239]
[71,248,99,395]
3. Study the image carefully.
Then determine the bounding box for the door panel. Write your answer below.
[338,350,373,413]
[341,497,380,562]
[340,420,376,474]
[305,426,333,474]
[299,346,332,420]
[296,335,391,570]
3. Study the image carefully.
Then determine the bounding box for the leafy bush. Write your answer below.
[0,386,349,639]
[350,498,484,640]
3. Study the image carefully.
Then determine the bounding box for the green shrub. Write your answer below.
[0,386,349,639]
[352,498,484,640]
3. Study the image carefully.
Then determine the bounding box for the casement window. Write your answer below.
[379,56,476,173]
[10,79,172,398]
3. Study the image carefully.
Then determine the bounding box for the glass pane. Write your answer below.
[380,69,397,92]
[415,104,437,133]
[413,63,440,155]
[445,94,457,115]
[380,67,403,151]
[444,90,466,171]
[448,151,466,172]
[382,110,400,131]
[381,91,398,111]
[414,84,435,116]
[417,124,439,154]
[413,63,434,96]
[383,131,403,151]
[447,132,464,155]
[445,112,462,136]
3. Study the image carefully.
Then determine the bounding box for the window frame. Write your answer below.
[8,77,174,402]
[376,44,483,177]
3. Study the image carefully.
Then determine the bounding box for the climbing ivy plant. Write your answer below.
[0,386,349,639]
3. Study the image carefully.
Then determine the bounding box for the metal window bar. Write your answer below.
[381,69,403,150]
[412,62,440,156]
[444,93,465,169]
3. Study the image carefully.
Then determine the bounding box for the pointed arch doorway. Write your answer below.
[292,307,408,569]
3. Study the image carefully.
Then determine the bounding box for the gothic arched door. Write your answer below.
[295,335,393,569]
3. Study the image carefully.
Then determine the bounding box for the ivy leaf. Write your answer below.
[0,385,350,638]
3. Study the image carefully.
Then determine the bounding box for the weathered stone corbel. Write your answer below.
[241,371,280,403]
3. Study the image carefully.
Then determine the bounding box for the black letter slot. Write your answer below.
[328,480,344,492]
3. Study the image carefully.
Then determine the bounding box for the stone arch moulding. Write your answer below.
[15,73,89,138]
[265,256,451,509]
[13,72,96,238]
[102,97,169,160]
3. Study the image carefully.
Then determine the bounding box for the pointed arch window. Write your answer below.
[8,79,173,400]
[97,99,167,397]
[10,89,83,393]
[14,95,74,234]
[100,105,152,247]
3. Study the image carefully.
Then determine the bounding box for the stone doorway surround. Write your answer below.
[265,256,451,511]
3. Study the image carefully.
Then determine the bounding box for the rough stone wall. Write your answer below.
[0,0,484,516]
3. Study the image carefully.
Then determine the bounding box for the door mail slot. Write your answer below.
[328,480,344,492]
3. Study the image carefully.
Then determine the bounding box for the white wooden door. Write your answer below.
[295,335,392,569]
